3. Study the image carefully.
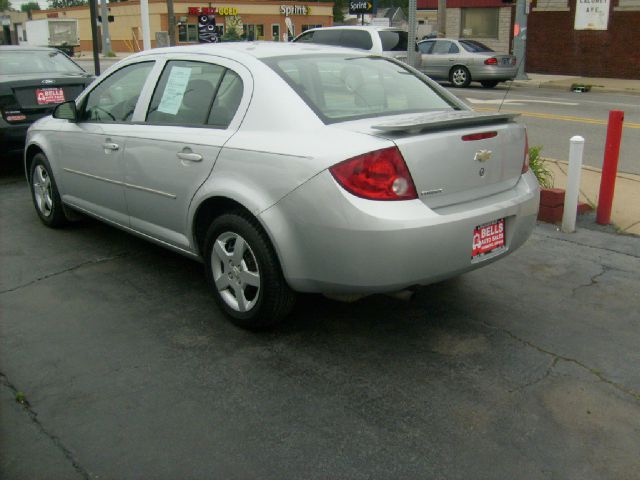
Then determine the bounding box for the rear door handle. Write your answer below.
[177,151,202,162]
[102,142,119,151]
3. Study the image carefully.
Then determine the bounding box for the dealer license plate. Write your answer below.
[472,218,506,259]
[36,88,65,105]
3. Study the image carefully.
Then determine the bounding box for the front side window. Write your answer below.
[432,40,455,55]
[264,54,457,124]
[81,62,154,123]
[146,60,243,129]
[418,41,435,54]
[461,8,499,39]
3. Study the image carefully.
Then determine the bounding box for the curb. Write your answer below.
[511,80,640,96]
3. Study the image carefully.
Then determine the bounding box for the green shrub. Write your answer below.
[529,145,553,189]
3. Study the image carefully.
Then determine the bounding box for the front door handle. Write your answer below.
[102,142,119,151]
[177,150,203,163]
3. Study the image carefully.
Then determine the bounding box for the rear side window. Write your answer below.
[308,29,342,46]
[146,60,243,128]
[459,40,494,53]
[379,31,408,51]
[340,30,373,50]
[295,31,315,43]
[263,54,456,124]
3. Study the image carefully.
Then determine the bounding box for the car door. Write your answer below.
[121,57,251,251]
[54,61,155,225]
[418,40,435,75]
[424,40,460,79]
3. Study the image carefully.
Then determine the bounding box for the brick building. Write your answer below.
[418,0,515,54]
[527,0,640,79]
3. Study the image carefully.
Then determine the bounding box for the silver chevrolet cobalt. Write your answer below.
[25,42,539,328]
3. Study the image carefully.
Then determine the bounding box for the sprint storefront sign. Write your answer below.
[348,1,374,14]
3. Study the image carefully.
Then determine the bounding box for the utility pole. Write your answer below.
[167,0,176,46]
[88,0,101,75]
[514,0,529,80]
[140,0,151,50]
[100,0,112,55]
[407,0,417,67]
[437,0,446,37]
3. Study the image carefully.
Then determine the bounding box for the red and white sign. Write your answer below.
[36,88,65,105]
[472,218,505,259]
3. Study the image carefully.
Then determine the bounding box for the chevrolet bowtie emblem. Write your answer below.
[474,150,492,162]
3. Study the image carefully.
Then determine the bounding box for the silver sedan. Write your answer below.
[25,42,538,328]
[418,38,518,88]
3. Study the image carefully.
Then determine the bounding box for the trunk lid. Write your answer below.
[332,110,525,209]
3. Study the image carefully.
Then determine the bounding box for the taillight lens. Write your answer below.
[522,130,529,174]
[484,57,498,65]
[329,147,418,201]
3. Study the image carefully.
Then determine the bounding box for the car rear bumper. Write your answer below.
[470,65,518,81]
[260,170,539,294]
[0,119,30,153]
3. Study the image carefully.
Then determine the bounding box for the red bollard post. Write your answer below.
[596,110,625,225]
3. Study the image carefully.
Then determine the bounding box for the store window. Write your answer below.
[272,24,280,41]
[178,24,198,43]
[243,24,264,41]
[460,8,499,39]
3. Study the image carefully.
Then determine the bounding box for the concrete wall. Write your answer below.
[527,0,640,78]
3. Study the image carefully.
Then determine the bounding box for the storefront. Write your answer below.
[32,0,333,53]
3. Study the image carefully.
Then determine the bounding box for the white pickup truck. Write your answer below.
[25,19,79,55]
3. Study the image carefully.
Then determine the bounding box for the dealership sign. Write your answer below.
[188,7,238,16]
[574,0,610,30]
[349,1,374,14]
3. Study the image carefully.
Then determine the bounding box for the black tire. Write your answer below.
[29,153,68,228]
[449,66,471,88]
[204,212,295,329]
[481,81,499,88]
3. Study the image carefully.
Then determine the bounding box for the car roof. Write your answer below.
[129,41,373,61]
[0,45,61,52]
[302,25,405,32]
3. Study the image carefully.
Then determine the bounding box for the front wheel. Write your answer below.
[449,66,471,88]
[30,153,68,228]
[480,80,499,88]
[204,212,295,329]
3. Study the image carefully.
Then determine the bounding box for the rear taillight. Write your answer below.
[462,131,497,141]
[484,57,498,65]
[522,130,529,174]
[329,147,418,201]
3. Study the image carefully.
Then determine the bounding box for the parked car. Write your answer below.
[25,42,539,328]
[293,26,421,68]
[0,46,93,152]
[418,38,517,88]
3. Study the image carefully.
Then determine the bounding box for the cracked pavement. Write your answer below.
[1,163,640,479]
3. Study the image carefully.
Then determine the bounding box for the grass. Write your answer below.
[529,145,554,189]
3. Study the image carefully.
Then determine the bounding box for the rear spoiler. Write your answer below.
[372,111,519,134]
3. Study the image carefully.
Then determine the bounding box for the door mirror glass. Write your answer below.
[53,101,77,121]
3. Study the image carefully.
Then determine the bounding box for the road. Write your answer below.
[2,164,640,479]
[445,83,640,175]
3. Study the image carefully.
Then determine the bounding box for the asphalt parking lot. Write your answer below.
[1,157,639,479]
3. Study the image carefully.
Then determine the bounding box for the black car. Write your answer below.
[0,46,94,153]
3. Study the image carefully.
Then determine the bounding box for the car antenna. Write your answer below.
[498,55,525,112]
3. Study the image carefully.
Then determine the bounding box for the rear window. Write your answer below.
[263,54,457,124]
[378,30,408,51]
[459,40,494,53]
[0,50,85,75]
[294,29,372,50]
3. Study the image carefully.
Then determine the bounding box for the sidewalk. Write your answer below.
[544,158,640,236]
[513,74,640,96]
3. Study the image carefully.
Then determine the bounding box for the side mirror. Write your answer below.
[53,101,78,122]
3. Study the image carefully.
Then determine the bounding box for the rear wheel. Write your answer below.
[449,66,471,88]
[204,212,295,329]
[481,80,499,88]
[30,153,68,228]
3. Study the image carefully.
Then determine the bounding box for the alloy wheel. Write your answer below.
[210,231,261,313]
[32,165,53,217]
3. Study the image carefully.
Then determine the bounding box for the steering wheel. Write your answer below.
[91,105,116,122]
